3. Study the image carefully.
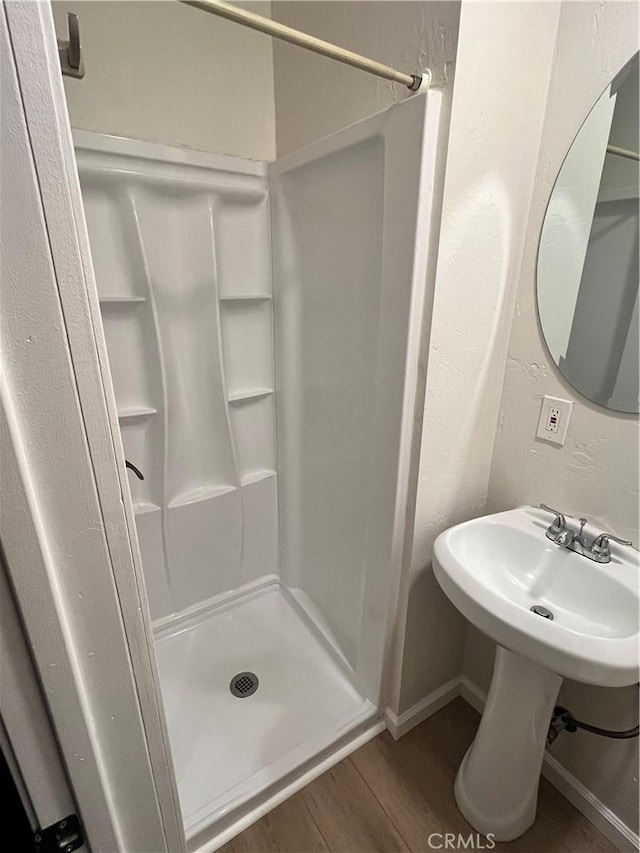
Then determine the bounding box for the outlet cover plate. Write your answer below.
[536,395,573,446]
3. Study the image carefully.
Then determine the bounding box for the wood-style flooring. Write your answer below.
[222,698,616,853]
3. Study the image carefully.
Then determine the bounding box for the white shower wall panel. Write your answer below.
[273,136,386,670]
[133,190,238,504]
[75,132,279,620]
[166,492,243,613]
[271,92,444,704]
[99,304,155,411]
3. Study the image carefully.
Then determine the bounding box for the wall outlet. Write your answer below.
[536,396,573,446]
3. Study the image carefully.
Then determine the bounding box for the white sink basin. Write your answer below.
[433,506,639,841]
[433,505,639,687]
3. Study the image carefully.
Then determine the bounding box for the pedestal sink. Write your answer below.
[433,506,639,841]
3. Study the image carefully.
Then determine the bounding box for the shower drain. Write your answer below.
[230,671,259,698]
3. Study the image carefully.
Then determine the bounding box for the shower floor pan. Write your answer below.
[154,582,376,841]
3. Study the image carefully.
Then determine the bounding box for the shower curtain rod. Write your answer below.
[180,0,431,92]
[606,144,640,162]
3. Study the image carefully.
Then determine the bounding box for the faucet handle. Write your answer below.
[539,503,571,533]
[589,531,633,559]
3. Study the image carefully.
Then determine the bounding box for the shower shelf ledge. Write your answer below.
[99,295,146,304]
[133,501,161,516]
[597,185,639,203]
[118,405,158,420]
[241,470,276,487]
[227,388,273,404]
[168,484,237,509]
[219,294,272,302]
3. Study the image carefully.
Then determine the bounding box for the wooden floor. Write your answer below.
[223,698,616,853]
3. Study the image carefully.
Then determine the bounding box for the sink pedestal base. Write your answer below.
[455,646,562,841]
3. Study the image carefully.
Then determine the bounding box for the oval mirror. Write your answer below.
[537,51,639,413]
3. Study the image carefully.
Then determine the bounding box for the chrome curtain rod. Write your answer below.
[606,144,640,162]
[180,0,431,92]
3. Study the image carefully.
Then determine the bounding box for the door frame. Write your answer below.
[1,2,184,850]
[0,548,84,847]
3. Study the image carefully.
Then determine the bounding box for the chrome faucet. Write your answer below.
[539,504,633,564]
[539,504,573,546]
[588,532,634,563]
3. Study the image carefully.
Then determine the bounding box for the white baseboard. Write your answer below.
[385,677,461,740]
[543,752,639,852]
[459,675,485,713]
[459,676,639,852]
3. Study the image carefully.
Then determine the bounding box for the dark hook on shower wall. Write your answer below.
[125,460,144,481]
[57,12,85,79]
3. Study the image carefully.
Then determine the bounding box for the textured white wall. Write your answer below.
[398,0,562,712]
[272,1,460,155]
[52,1,276,159]
[473,1,640,836]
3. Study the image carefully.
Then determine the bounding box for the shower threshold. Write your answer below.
[153,580,377,844]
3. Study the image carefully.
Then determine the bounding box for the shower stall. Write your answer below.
[74,87,443,846]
